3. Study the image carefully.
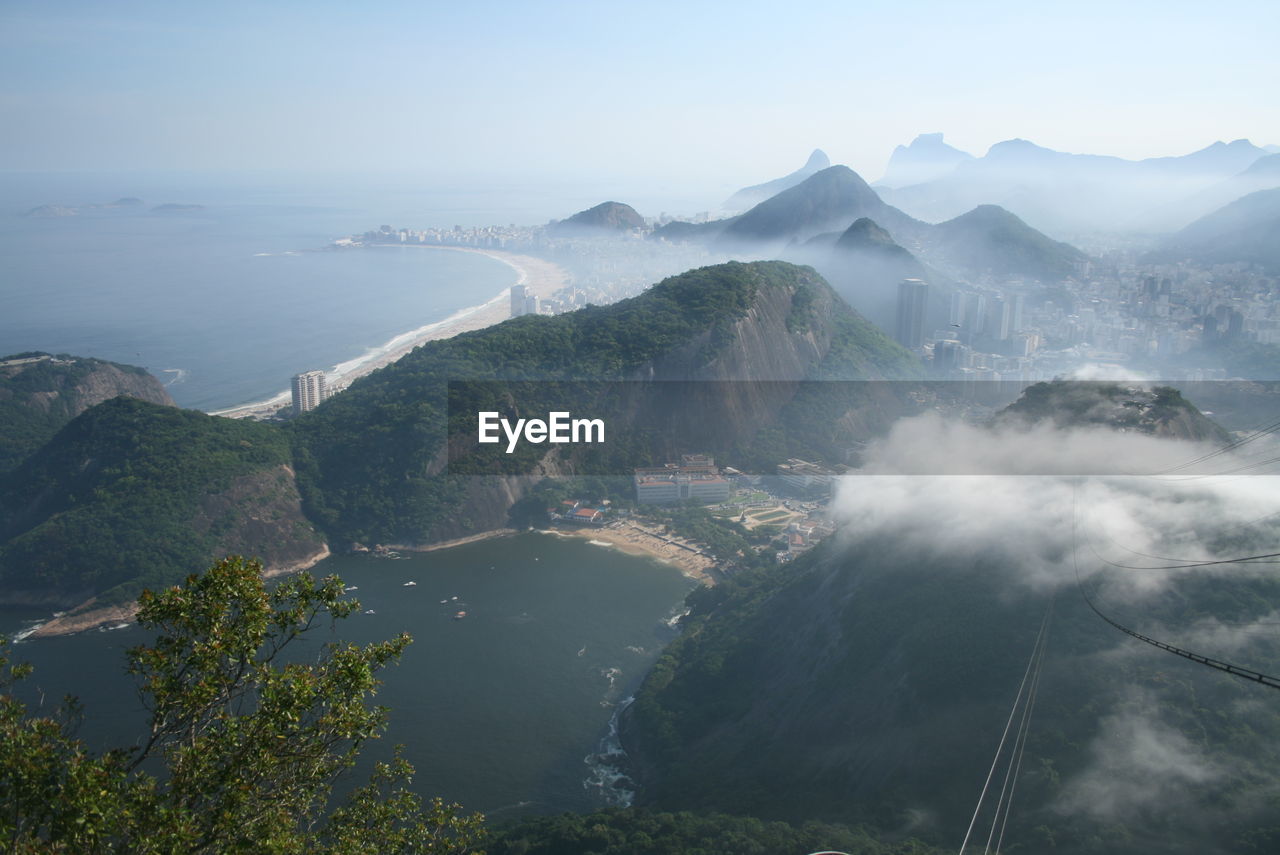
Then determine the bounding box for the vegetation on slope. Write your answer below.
[0,397,320,606]
[0,558,483,853]
[0,352,173,474]
[490,806,941,855]
[291,261,918,546]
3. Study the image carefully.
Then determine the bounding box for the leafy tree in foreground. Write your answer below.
[0,556,485,854]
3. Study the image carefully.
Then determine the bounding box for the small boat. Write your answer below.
[440,599,449,604]
[364,609,376,615]
[345,586,359,592]
[403,581,417,587]
[453,610,467,620]
[451,596,458,601]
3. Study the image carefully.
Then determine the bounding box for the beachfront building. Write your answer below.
[291,370,329,415]
[776,458,840,496]
[510,284,541,317]
[634,455,731,505]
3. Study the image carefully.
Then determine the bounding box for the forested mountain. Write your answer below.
[623,381,1280,853]
[0,398,324,615]
[1147,187,1280,272]
[0,353,173,474]
[291,261,922,546]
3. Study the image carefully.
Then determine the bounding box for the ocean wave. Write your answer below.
[160,367,187,386]
[582,697,637,807]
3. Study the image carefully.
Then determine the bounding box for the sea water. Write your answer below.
[0,173,531,411]
[0,535,695,818]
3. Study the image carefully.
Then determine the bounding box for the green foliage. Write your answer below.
[0,557,485,853]
[292,261,917,546]
[0,354,156,474]
[0,397,316,605]
[625,528,1280,851]
[490,807,942,855]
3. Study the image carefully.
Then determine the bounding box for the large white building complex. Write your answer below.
[634,454,731,505]
[291,370,329,415]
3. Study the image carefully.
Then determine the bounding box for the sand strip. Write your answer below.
[210,247,568,419]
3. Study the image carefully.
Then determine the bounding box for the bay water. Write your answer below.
[1,534,695,817]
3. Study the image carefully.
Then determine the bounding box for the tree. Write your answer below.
[0,556,486,853]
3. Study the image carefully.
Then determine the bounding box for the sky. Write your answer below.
[2,0,1278,193]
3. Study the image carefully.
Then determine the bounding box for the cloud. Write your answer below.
[1056,690,1224,821]
[831,413,1280,601]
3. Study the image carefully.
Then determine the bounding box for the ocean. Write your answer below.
[0,169,727,412]
[0,535,695,817]
[0,174,539,411]
[0,171,713,819]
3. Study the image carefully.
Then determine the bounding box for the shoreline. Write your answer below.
[21,542,334,639]
[209,247,569,420]
[547,524,719,586]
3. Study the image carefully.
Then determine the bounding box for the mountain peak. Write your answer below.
[804,149,830,170]
[723,149,836,212]
[878,132,973,188]
[550,201,644,234]
[835,217,897,250]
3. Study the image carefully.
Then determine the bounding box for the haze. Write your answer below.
[2,0,1278,196]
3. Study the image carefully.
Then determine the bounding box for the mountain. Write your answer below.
[930,204,1088,281]
[785,218,938,335]
[716,166,928,251]
[548,201,646,236]
[1148,153,1280,231]
[0,353,174,473]
[722,149,830,213]
[0,398,326,621]
[0,263,922,631]
[1147,187,1280,272]
[291,261,922,547]
[876,132,973,188]
[880,138,1272,236]
[996,380,1230,442]
[622,382,1280,852]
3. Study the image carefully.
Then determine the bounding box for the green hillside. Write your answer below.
[0,398,322,607]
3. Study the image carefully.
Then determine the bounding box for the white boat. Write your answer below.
[403,581,417,586]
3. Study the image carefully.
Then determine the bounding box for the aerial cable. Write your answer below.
[983,599,1052,854]
[1072,484,1280,690]
[958,607,1051,854]
[991,611,1050,855]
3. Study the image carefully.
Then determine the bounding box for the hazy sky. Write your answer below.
[3,0,1277,190]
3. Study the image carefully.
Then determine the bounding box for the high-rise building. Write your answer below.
[896,278,929,349]
[291,370,328,415]
[510,284,529,317]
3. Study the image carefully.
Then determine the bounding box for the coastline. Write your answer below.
[209,247,569,420]
[548,524,719,586]
[21,543,334,639]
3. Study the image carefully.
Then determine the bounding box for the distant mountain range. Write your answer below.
[876,132,973,188]
[878,137,1277,236]
[931,204,1087,282]
[716,166,928,251]
[658,163,1087,294]
[1146,187,1280,272]
[722,149,831,213]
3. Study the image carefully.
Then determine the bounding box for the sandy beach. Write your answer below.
[210,247,569,420]
[551,522,720,585]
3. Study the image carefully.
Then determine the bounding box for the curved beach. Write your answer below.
[210,247,569,419]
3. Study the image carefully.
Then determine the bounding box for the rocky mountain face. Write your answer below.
[876,132,973,188]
